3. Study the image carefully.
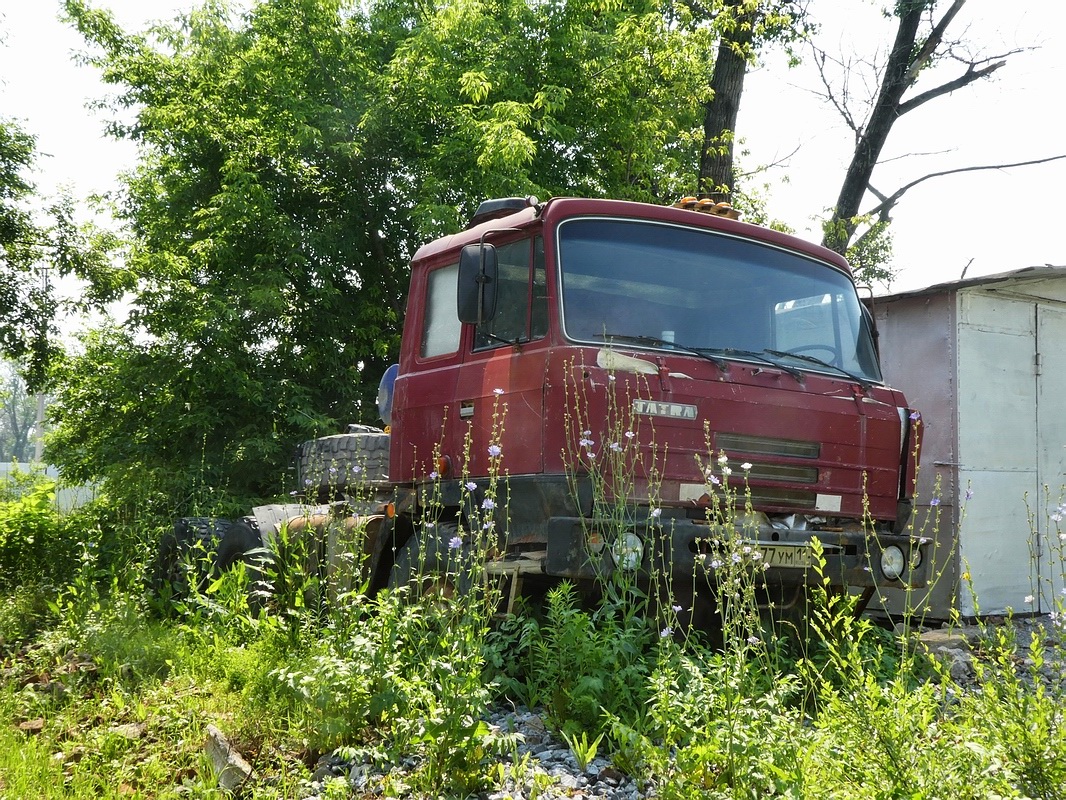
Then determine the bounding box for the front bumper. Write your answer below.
[542,514,931,589]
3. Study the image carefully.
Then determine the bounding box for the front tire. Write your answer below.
[389,521,476,600]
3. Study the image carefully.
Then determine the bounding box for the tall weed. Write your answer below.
[509,581,653,735]
[636,639,804,798]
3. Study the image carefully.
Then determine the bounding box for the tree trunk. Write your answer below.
[698,2,755,201]
[822,1,929,254]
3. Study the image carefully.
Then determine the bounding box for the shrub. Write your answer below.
[0,479,75,592]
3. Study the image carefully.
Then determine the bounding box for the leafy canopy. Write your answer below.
[52,0,715,506]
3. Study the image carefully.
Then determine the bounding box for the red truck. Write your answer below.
[173,195,927,621]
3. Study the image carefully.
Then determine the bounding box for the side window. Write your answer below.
[475,237,548,349]
[421,263,461,358]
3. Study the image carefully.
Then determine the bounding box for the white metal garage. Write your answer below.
[873,266,1066,618]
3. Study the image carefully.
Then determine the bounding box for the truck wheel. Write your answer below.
[210,518,274,611]
[388,522,475,600]
[148,517,234,603]
[296,427,390,500]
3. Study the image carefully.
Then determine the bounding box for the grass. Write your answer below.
[3,555,1066,799]
[3,452,1066,798]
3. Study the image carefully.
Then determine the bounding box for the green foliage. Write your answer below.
[0,117,52,385]
[509,582,654,735]
[49,0,721,508]
[0,459,50,501]
[0,583,57,653]
[804,674,1022,798]
[0,116,120,390]
[0,477,73,592]
[844,216,896,286]
[961,623,1066,799]
[636,643,804,797]
[821,212,897,286]
[562,727,604,772]
[3,494,1066,799]
[56,0,409,503]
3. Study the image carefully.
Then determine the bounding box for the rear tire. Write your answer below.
[148,517,233,604]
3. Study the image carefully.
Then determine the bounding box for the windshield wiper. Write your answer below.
[593,333,729,369]
[696,347,804,382]
[762,349,873,389]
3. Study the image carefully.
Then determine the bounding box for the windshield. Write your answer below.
[557,218,882,383]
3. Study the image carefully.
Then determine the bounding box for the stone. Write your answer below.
[110,722,146,740]
[205,724,254,792]
[18,718,44,735]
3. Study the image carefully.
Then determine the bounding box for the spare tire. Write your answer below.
[296,427,390,500]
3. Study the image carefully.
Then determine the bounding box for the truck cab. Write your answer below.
[384,196,926,609]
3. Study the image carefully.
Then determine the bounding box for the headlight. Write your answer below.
[613,533,644,571]
[880,545,905,580]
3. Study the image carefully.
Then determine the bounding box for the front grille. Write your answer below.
[746,463,819,484]
[716,432,820,460]
[748,487,818,509]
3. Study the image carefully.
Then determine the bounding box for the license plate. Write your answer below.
[756,544,816,569]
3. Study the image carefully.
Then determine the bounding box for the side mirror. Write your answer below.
[457,243,498,325]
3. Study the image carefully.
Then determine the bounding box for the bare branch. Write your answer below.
[903,0,966,84]
[862,154,1066,220]
[878,147,956,166]
[866,184,889,204]
[737,142,803,179]
[807,42,871,138]
[898,58,1007,115]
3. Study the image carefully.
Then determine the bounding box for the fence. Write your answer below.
[0,462,97,511]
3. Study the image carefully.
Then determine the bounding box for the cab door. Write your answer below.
[455,237,549,477]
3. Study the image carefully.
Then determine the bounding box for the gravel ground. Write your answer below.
[303,706,644,800]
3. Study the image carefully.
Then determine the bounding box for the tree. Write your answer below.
[0,360,37,462]
[54,0,713,507]
[0,118,54,389]
[57,0,408,504]
[0,113,121,391]
[695,0,809,201]
[817,0,1064,264]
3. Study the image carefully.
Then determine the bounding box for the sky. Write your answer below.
[1,0,1064,294]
